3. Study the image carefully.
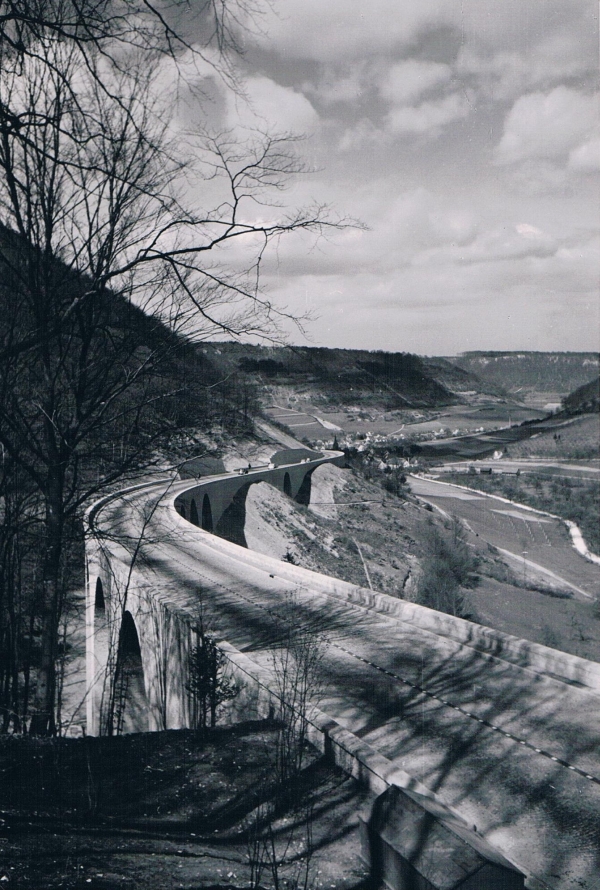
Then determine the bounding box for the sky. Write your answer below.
[175,0,599,356]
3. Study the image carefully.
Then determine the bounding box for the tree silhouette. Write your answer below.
[0,3,353,734]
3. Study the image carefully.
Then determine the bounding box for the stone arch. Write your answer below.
[190,499,199,526]
[283,472,292,497]
[113,611,149,734]
[202,494,214,532]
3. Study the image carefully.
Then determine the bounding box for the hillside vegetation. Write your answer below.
[562,377,600,415]
[201,342,483,409]
[447,351,599,399]
[0,231,259,734]
[504,414,599,461]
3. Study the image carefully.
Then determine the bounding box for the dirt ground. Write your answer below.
[0,723,371,889]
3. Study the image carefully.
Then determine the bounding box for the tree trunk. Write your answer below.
[29,484,65,736]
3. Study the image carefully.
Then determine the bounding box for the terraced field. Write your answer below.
[507,414,599,459]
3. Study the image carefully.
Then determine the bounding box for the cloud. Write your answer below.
[175,3,598,354]
[456,35,595,102]
[248,0,453,63]
[569,137,600,172]
[225,76,320,134]
[495,87,597,164]
[414,224,558,266]
[256,184,479,278]
[303,65,367,106]
[263,248,599,354]
[249,0,595,67]
[338,118,386,152]
[380,60,452,105]
[387,93,471,136]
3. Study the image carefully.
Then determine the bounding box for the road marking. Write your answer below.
[164,542,600,789]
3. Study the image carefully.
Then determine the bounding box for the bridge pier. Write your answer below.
[86,551,196,736]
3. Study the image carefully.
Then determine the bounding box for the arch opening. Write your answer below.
[215,484,249,547]
[95,577,105,612]
[179,502,186,519]
[92,577,110,732]
[190,499,199,526]
[295,469,313,506]
[283,472,292,497]
[202,494,213,532]
[112,611,149,734]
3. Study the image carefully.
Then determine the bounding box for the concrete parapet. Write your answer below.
[172,511,600,695]
[217,639,526,890]
[359,786,525,890]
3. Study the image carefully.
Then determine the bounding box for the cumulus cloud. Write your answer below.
[387,93,471,136]
[414,224,558,266]
[198,2,598,353]
[257,184,479,279]
[456,34,595,102]
[380,60,452,105]
[263,242,599,354]
[495,87,597,164]
[569,137,600,172]
[225,76,320,134]
[304,65,367,106]
[338,118,386,152]
[249,0,453,62]
[249,0,595,68]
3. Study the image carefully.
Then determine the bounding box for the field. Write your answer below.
[504,413,599,460]
[416,411,598,461]
[262,400,543,445]
[443,469,600,556]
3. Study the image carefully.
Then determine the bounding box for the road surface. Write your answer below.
[93,472,600,890]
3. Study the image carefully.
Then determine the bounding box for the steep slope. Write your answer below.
[446,351,599,399]
[200,342,473,410]
[562,376,600,415]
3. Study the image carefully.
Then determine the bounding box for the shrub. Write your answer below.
[416,520,479,620]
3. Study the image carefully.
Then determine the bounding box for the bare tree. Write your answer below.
[0,0,262,90]
[0,0,352,735]
[246,594,326,889]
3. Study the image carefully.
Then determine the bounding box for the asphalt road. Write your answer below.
[96,476,600,890]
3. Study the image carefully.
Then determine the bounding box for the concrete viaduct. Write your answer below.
[85,448,600,890]
[85,448,333,737]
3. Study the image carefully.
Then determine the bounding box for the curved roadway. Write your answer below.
[94,465,600,890]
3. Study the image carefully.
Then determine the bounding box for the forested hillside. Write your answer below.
[562,377,600,415]
[200,342,486,409]
[0,230,256,735]
[446,351,599,397]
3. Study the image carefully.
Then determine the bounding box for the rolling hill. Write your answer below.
[445,351,599,402]
[199,343,490,410]
[562,377,600,415]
